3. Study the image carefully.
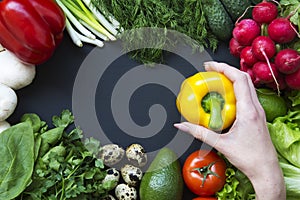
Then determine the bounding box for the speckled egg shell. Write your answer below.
[121,164,143,187]
[100,144,125,166]
[126,144,147,167]
[102,168,120,189]
[115,183,137,200]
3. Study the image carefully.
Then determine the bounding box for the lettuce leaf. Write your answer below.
[278,154,300,199]
[268,110,300,168]
[216,155,255,200]
[268,90,300,199]
[287,90,300,109]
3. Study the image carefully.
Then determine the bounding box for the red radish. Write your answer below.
[275,49,300,74]
[252,61,278,84]
[240,60,255,82]
[232,19,261,46]
[229,38,245,57]
[252,2,278,24]
[268,18,297,44]
[240,46,258,66]
[252,36,280,93]
[266,74,287,90]
[285,69,300,90]
[252,36,276,61]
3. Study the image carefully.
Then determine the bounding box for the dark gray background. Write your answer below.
[8,32,239,199]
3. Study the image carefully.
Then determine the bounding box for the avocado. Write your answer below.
[139,147,183,200]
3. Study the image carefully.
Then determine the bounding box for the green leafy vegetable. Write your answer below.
[0,110,114,200]
[0,122,34,200]
[268,110,300,168]
[285,89,300,110]
[267,90,300,199]
[92,0,219,64]
[279,0,300,29]
[278,154,300,199]
[216,158,255,200]
[278,0,300,52]
[18,110,112,200]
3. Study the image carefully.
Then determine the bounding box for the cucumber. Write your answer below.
[202,0,234,41]
[220,0,252,21]
[251,0,262,5]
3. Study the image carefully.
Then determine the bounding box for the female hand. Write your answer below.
[174,61,285,200]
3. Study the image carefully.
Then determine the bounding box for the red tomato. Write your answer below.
[193,197,217,200]
[183,149,226,196]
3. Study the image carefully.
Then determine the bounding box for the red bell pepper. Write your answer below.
[0,0,66,64]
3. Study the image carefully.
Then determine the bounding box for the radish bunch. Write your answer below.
[229,1,300,91]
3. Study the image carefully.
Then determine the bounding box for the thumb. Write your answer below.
[174,122,222,148]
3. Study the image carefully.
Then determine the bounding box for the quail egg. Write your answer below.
[125,143,147,167]
[115,183,137,200]
[121,164,143,187]
[102,168,120,190]
[100,144,125,166]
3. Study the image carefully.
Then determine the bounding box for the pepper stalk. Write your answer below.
[201,92,225,130]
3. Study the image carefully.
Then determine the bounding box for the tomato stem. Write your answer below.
[191,161,220,187]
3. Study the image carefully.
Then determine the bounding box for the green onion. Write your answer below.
[56,0,95,39]
[82,0,120,36]
[65,18,83,47]
[55,0,119,47]
[80,20,109,41]
[77,33,104,47]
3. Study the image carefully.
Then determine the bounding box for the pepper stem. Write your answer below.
[201,92,224,131]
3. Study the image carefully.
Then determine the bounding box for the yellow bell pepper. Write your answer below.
[176,72,236,131]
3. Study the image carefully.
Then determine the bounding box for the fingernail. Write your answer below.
[174,123,190,133]
[203,61,213,70]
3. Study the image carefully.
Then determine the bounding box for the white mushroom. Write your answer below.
[115,183,137,200]
[0,46,36,90]
[0,121,10,133]
[0,83,17,121]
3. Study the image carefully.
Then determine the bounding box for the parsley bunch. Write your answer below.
[15,110,114,200]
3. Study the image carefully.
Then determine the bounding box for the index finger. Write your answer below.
[203,61,257,113]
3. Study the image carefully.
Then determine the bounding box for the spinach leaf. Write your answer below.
[20,113,42,133]
[0,122,34,199]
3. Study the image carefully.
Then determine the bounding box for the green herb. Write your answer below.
[92,0,219,64]
[0,110,114,200]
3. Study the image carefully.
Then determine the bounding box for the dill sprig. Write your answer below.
[92,0,219,64]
